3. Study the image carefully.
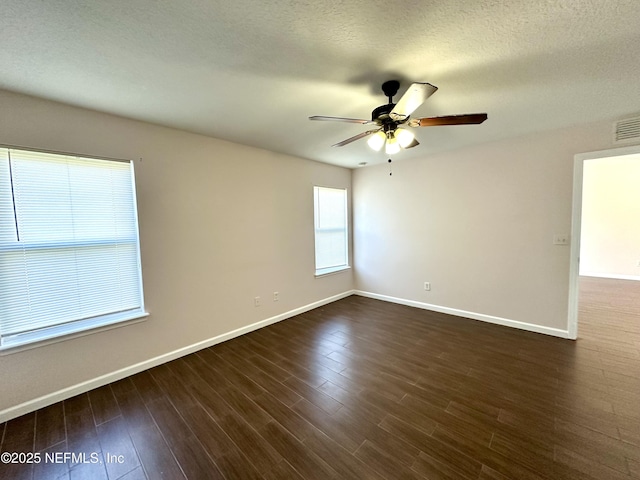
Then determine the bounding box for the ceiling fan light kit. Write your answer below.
[310,80,488,156]
[385,136,401,155]
[395,128,415,148]
[367,131,386,151]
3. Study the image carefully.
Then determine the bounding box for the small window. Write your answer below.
[0,147,146,350]
[313,186,349,276]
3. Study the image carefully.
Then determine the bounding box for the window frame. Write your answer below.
[0,145,147,353]
[313,185,350,277]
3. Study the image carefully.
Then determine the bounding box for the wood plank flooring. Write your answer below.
[1,277,639,479]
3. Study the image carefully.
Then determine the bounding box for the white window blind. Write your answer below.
[314,186,349,275]
[0,147,146,350]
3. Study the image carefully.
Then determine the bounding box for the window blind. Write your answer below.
[314,186,348,274]
[0,147,145,349]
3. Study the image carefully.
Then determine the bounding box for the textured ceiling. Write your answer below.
[1,0,639,168]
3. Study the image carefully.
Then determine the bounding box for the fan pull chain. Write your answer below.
[388,158,393,176]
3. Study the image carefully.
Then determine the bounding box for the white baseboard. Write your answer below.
[354,290,570,339]
[0,290,355,423]
[579,273,640,281]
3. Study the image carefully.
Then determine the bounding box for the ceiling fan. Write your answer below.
[309,80,487,155]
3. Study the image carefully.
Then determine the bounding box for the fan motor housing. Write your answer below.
[371,103,395,122]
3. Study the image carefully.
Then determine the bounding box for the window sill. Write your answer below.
[0,311,149,355]
[315,265,351,277]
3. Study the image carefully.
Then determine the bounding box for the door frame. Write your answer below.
[568,144,640,339]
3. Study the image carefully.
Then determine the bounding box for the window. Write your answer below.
[0,147,146,350]
[313,186,349,276]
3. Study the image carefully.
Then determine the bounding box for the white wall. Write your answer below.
[353,121,614,335]
[580,154,640,279]
[0,89,353,415]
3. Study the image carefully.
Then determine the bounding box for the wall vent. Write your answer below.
[613,115,640,145]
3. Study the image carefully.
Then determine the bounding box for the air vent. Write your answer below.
[613,115,640,145]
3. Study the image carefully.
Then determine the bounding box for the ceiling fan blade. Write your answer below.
[331,129,380,147]
[309,116,374,124]
[417,113,488,127]
[404,138,420,149]
[391,83,438,118]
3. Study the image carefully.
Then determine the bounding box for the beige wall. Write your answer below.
[353,121,614,334]
[580,154,640,279]
[0,89,353,413]
[0,86,627,416]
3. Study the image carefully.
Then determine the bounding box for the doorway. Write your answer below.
[568,145,640,339]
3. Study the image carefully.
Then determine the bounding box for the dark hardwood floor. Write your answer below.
[1,277,639,479]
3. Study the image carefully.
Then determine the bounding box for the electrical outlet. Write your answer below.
[273,291,279,302]
[254,296,261,307]
[553,234,570,245]
[424,282,431,291]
